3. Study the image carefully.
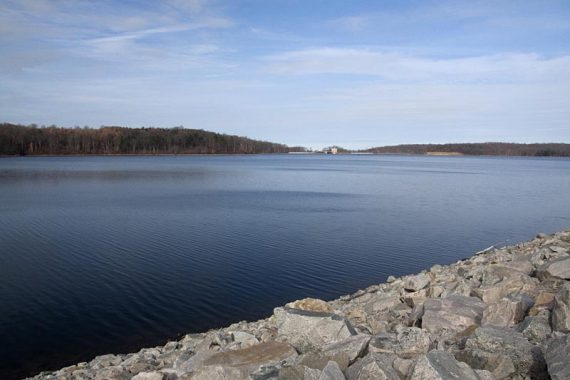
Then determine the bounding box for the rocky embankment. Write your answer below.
[29,230,570,380]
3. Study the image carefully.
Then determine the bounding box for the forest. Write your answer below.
[0,123,304,155]
[362,142,570,157]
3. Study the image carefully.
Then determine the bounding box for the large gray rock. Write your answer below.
[344,353,399,380]
[322,335,370,366]
[537,256,570,280]
[319,361,345,380]
[471,270,539,303]
[274,307,356,352]
[422,295,487,335]
[545,334,570,380]
[191,341,297,379]
[552,282,570,332]
[518,310,552,343]
[481,293,533,327]
[369,327,432,358]
[493,259,534,276]
[408,351,483,380]
[274,365,321,380]
[404,273,431,292]
[131,372,164,380]
[90,354,123,369]
[456,326,547,379]
[298,335,370,371]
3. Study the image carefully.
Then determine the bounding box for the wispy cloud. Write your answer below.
[265,48,570,84]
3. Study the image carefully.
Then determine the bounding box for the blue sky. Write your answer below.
[1,0,569,149]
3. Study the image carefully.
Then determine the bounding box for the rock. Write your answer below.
[91,354,123,369]
[552,282,570,332]
[286,298,333,313]
[322,335,370,365]
[198,341,297,378]
[471,271,539,304]
[93,366,129,380]
[528,291,555,316]
[131,372,165,380]
[421,295,487,335]
[344,353,399,380]
[364,295,402,314]
[404,273,431,292]
[427,285,444,298]
[298,335,370,371]
[493,259,534,275]
[319,361,345,380]
[537,256,570,280]
[481,293,533,327]
[176,350,217,373]
[545,334,570,380]
[408,351,483,380]
[456,326,546,379]
[369,327,432,358]
[387,275,397,283]
[231,331,260,348]
[518,310,552,343]
[276,365,321,380]
[392,357,414,379]
[191,365,243,380]
[274,307,356,352]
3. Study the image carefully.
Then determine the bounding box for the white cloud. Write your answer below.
[265,48,570,84]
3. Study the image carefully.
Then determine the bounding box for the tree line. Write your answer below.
[0,123,305,155]
[362,142,570,157]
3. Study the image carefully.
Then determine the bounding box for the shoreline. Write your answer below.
[2,153,570,159]
[26,229,570,380]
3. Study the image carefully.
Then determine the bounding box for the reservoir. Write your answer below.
[1,154,569,379]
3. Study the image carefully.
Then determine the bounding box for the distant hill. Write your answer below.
[0,123,305,155]
[362,143,570,157]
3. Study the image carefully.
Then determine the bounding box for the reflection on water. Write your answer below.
[0,154,569,379]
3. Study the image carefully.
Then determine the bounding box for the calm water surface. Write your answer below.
[1,155,569,379]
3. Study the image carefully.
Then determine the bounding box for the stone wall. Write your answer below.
[28,230,570,380]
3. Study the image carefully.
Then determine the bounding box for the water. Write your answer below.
[0,154,569,379]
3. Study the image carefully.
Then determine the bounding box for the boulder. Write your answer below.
[404,273,431,292]
[131,372,164,380]
[273,365,321,380]
[537,256,570,280]
[493,259,534,276]
[93,366,129,380]
[364,295,402,314]
[552,282,570,332]
[230,331,259,349]
[481,293,533,327]
[298,335,370,371]
[369,327,432,358]
[528,291,555,316]
[421,295,487,335]
[191,341,297,379]
[320,361,345,380]
[274,307,356,352]
[518,310,552,343]
[90,354,123,369]
[408,351,483,380]
[545,334,570,380]
[456,326,547,379]
[471,272,539,304]
[344,353,399,380]
[286,298,333,313]
[191,365,243,380]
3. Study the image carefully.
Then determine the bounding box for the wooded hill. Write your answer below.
[362,143,570,157]
[0,123,303,155]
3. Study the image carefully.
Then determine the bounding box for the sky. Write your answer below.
[1,0,570,149]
